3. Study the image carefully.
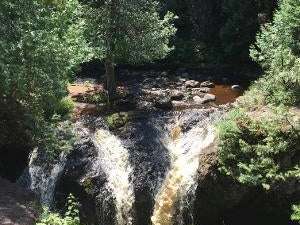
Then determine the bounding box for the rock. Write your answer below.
[185,80,200,88]
[200,81,215,88]
[191,87,211,94]
[0,177,39,225]
[231,85,242,91]
[202,94,216,103]
[193,96,203,103]
[154,97,173,110]
[171,101,190,108]
[170,90,184,101]
[160,71,168,76]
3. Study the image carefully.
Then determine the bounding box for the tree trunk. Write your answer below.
[105,58,116,101]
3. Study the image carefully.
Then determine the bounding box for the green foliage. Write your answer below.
[37,194,82,225]
[84,0,177,64]
[250,0,300,106]
[36,116,75,159]
[0,0,91,156]
[56,97,75,117]
[106,112,129,130]
[292,204,300,224]
[218,108,300,189]
[84,92,108,104]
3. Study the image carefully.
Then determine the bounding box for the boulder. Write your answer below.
[231,85,242,91]
[170,90,185,101]
[191,87,211,95]
[200,81,215,88]
[172,101,190,109]
[202,94,216,103]
[193,96,203,103]
[185,80,200,88]
[154,97,173,110]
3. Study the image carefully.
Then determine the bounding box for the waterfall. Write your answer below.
[151,111,218,225]
[24,148,68,207]
[93,129,135,225]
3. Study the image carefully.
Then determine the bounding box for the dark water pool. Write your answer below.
[210,85,242,105]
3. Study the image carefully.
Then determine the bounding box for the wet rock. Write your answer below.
[200,81,215,88]
[202,94,216,103]
[172,101,190,108]
[154,97,173,110]
[170,90,184,101]
[191,87,211,95]
[232,85,242,91]
[185,80,200,88]
[193,96,203,103]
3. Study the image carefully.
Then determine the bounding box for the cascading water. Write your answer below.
[21,148,68,207]
[151,110,219,225]
[93,129,135,225]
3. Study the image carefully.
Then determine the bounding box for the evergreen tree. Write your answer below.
[84,0,176,99]
[251,0,300,105]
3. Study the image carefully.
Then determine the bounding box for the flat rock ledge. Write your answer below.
[0,177,39,225]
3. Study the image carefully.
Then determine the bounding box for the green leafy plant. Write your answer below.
[292,204,300,224]
[56,97,75,117]
[106,112,129,130]
[218,108,300,189]
[36,194,82,225]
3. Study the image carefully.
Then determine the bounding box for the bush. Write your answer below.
[292,204,300,224]
[36,116,75,159]
[56,97,75,117]
[218,108,300,189]
[106,112,129,130]
[36,194,82,225]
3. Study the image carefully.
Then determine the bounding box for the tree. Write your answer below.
[0,0,91,153]
[0,0,91,120]
[84,0,176,99]
[250,0,300,105]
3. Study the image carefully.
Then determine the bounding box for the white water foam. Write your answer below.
[93,129,135,225]
[151,113,217,225]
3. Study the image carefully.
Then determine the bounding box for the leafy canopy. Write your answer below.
[0,0,91,119]
[84,0,177,64]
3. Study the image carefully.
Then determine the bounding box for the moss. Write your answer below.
[82,177,94,195]
[106,112,129,130]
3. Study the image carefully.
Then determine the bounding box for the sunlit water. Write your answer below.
[151,111,219,225]
[93,129,135,225]
[25,149,67,207]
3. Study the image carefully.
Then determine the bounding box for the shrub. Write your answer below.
[292,204,300,224]
[218,108,300,189]
[106,112,129,130]
[36,194,81,225]
[36,116,75,159]
[56,97,75,117]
